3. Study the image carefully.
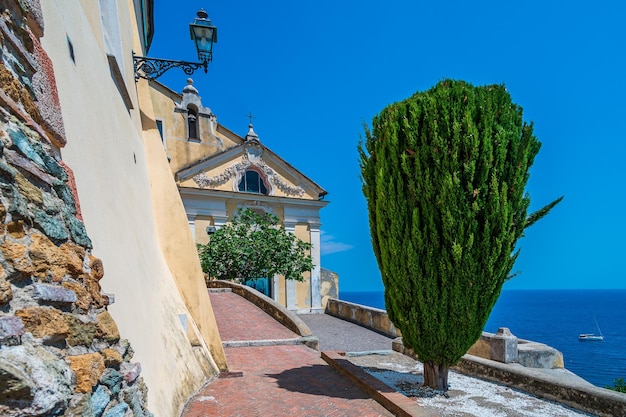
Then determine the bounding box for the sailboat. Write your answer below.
[579,316,604,341]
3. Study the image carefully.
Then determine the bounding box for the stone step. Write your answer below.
[208,288,232,293]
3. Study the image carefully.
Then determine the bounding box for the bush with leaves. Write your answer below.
[198,208,313,283]
[607,378,626,393]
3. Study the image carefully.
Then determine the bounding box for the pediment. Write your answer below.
[175,139,327,200]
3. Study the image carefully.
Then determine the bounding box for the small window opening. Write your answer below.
[156,120,164,144]
[238,170,268,195]
[187,107,198,140]
[67,36,75,63]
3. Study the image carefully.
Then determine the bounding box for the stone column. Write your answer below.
[284,221,297,311]
[491,327,519,363]
[309,222,322,312]
[187,213,197,240]
[212,215,228,230]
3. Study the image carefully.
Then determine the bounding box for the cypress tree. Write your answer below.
[359,79,562,391]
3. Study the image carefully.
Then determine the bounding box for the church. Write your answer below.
[148,78,337,313]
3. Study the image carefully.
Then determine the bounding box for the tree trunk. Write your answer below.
[423,361,449,391]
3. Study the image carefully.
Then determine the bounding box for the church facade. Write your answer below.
[149,79,334,312]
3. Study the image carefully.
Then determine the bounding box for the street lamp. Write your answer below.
[133,9,218,81]
[189,9,217,64]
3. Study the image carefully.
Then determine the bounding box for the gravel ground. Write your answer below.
[346,351,593,417]
[298,314,594,416]
[298,313,393,352]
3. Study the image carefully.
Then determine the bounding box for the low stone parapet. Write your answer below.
[208,280,318,350]
[328,298,563,370]
[325,298,400,338]
[468,328,564,369]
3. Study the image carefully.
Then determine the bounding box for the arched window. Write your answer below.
[187,107,199,140]
[238,170,268,195]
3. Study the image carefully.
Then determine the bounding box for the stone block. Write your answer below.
[15,172,43,204]
[64,392,96,417]
[32,208,69,241]
[123,384,146,417]
[100,369,123,396]
[6,220,26,238]
[96,311,120,342]
[58,242,85,275]
[68,353,105,393]
[355,307,372,328]
[0,344,73,415]
[89,257,104,281]
[517,341,564,369]
[91,385,111,417]
[0,273,13,305]
[467,337,491,359]
[121,362,141,384]
[33,283,77,304]
[62,281,92,311]
[103,402,128,417]
[101,293,115,306]
[7,126,48,171]
[1,240,32,278]
[65,315,97,347]
[3,148,55,186]
[63,212,92,248]
[53,183,77,214]
[101,349,123,369]
[16,306,69,343]
[29,234,84,281]
[490,327,518,363]
[0,360,33,402]
[4,183,31,220]
[0,316,24,346]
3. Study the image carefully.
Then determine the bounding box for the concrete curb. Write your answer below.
[222,336,318,348]
[322,351,435,417]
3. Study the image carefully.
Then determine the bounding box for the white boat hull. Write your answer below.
[579,334,604,341]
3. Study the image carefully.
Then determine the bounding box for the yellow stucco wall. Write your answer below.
[149,82,241,173]
[39,1,225,415]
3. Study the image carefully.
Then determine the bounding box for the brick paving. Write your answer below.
[209,291,299,342]
[181,291,394,416]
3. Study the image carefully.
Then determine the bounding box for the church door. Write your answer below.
[243,277,272,298]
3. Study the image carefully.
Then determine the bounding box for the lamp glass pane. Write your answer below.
[192,26,214,53]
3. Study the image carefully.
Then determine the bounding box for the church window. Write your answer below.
[187,107,199,140]
[238,170,268,195]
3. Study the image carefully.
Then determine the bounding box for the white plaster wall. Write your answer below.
[39,2,215,415]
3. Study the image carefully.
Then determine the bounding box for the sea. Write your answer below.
[340,289,626,389]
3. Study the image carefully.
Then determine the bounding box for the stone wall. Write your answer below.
[0,1,150,416]
[325,298,400,338]
[327,298,563,369]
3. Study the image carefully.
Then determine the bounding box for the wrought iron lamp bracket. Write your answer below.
[133,53,209,81]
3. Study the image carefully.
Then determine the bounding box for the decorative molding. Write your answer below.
[192,148,306,197]
[240,201,273,214]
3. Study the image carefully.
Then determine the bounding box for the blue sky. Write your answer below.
[150,1,626,291]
